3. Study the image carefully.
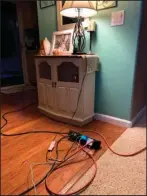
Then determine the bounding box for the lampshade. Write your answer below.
[60,1,97,18]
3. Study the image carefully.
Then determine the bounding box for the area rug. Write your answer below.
[68,127,146,195]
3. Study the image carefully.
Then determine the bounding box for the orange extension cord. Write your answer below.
[45,128,146,195]
[84,129,147,157]
[1,104,146,195]
[45,140,98,195]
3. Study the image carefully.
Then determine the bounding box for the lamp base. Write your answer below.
[72,52,87,55]
[72,16,86,53]
[88,51,95,55]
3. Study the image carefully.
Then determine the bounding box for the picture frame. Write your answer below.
[97,1,117,11]
[51,29,74,55]
[56,1,97,31]
[40,1,56,9]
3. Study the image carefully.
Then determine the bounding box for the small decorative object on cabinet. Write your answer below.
[38,38,51,56]
[38,40,45,56]
[51,29,73,55]
[43,37,51,55]
[35,55,99,126]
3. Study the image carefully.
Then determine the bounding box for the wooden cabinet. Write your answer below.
[35,55,99,126]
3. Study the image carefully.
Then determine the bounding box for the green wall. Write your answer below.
[37,1,57,40]
[37,1,142,120]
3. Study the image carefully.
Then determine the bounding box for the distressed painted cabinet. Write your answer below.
[35,55,99,126]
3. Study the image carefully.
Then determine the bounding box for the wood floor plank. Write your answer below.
[1,91,126,195]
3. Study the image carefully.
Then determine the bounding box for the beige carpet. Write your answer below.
[69,127,146,195]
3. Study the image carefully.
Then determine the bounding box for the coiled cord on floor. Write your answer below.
[1,103,146,195]
[0,102,68,136]
[45,141,97,196]
[80,129,147,157]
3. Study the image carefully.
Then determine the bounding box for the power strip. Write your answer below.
[68,130,101,150]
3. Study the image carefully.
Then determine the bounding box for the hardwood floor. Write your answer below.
[1,91,126,195]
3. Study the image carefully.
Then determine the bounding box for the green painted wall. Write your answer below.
[37,1,57,40]
[88,1,142,120]
[37,1,142,120]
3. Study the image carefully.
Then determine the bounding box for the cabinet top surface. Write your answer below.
[35,54,99,59]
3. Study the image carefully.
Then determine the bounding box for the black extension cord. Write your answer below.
[0,102,68,136]
[19,136,69,196]
[1,57,88,195]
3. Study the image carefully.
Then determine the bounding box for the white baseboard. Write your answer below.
[94,113,132,128]
[94,107,146,128]
[1,84,36,94]
[131,106,146,126]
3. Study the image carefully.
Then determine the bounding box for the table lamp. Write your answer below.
[60,1,97,54]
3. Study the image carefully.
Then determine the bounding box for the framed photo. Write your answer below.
[40,1,56,9]
[51,29,73,55]
[97,1,117,11]
[56,1,97,31]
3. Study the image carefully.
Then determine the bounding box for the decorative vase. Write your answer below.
[38,40,45,56]
[43,37,51,56]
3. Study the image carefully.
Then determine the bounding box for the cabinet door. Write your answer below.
[56,85,83,117]
[68,87,79,113]
[54,58,84,117]
[56,86,68,113]
[38,82,46,106]
[46,83,54,109]
[68,87,83,117]
[36,59,55,110]
[55,58,83,89]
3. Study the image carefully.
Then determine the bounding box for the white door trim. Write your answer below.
[16,2,29,85]
[131,106,146,126]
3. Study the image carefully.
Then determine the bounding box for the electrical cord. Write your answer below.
[1,130,68,137]
[1,57,89,195]
[20,136,69,196]
[46,136,81,163]
[44,140,97,196]
[1,55,146,195]
[30,136,69,195]
[26,137,93,196]
[71,56,88,119]
[1,101,37,130]
[0,102,69,136]
[80,129,147,157]
[1,67,87,194]
[1,56,88,136]
[19,128,147,196]
[44,127,146,196]
[44,130,147,195]
[28,137,92,195]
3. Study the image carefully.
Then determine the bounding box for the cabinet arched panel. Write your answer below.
[39,61,51,80]
[57,62,79,83]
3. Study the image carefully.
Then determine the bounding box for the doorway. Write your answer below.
[1,1,24,87]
